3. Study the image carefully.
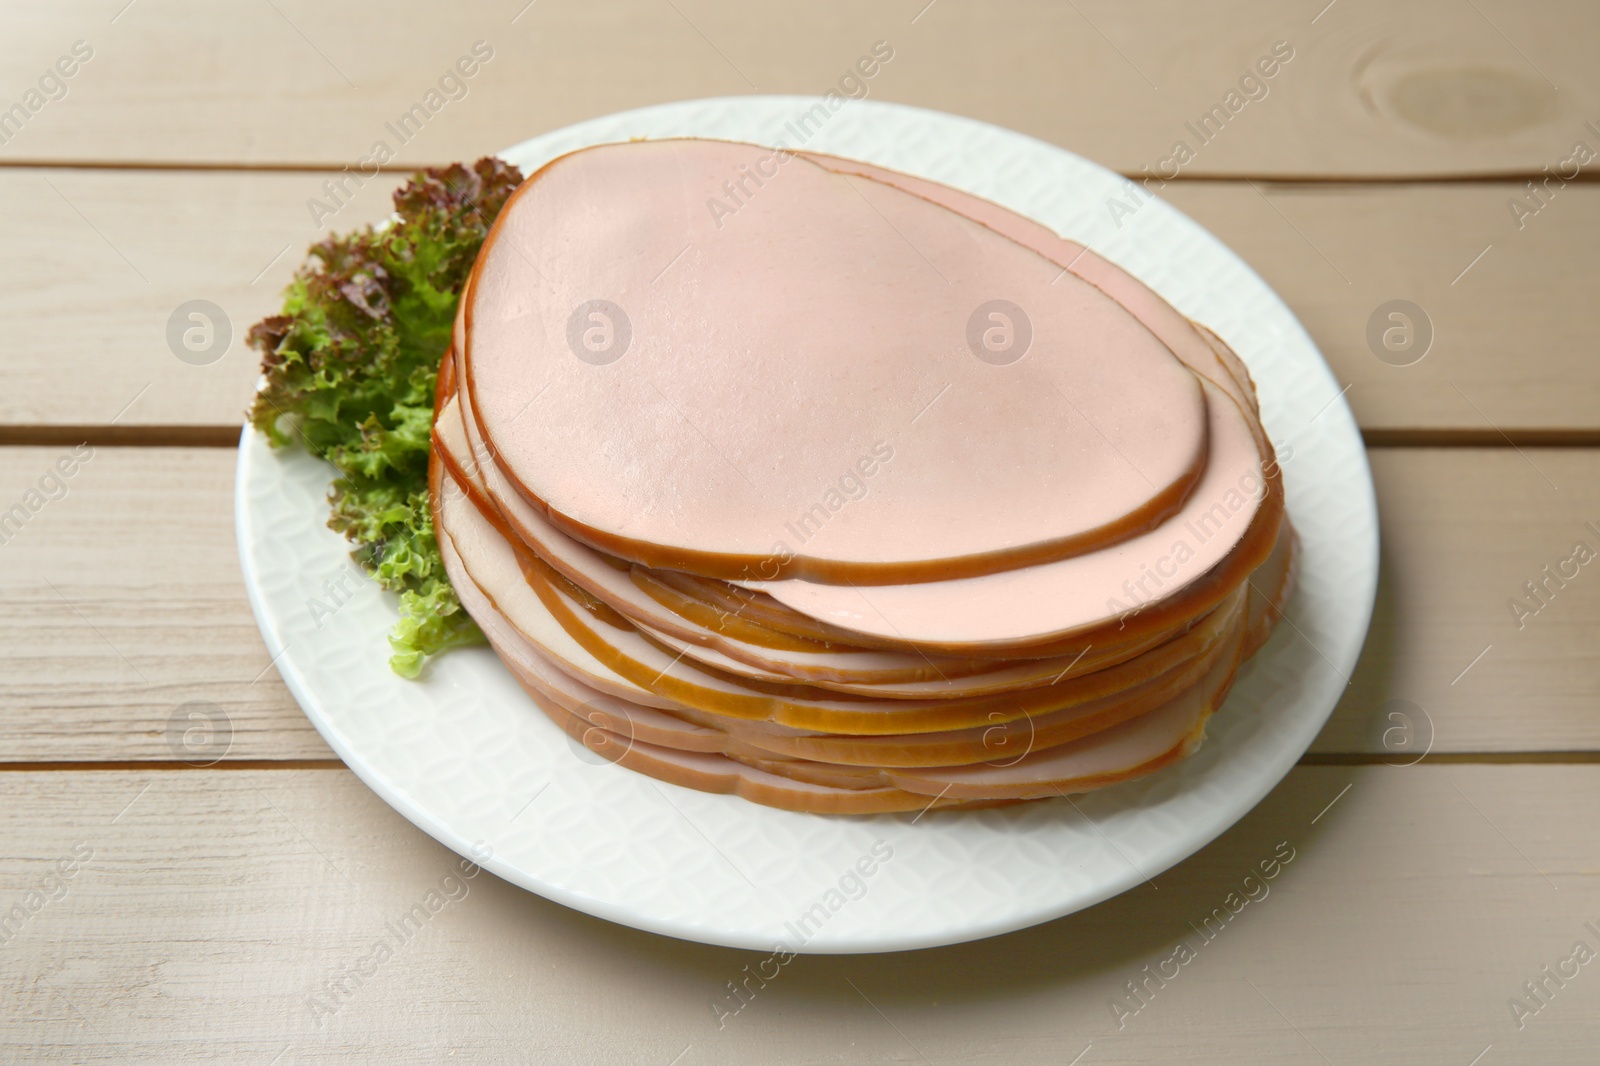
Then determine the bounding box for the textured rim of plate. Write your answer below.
[237,95,1377,954]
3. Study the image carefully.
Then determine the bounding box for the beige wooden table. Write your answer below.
[3,2,1599,1062]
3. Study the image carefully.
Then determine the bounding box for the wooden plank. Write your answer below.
[0,765,1595,1061]
[1158,181,1600,435]
[0,445,326,762]
[0,168,403,431]
[3,168,1598,433]
[1317,448,1600,754]
[3,445,1598,762]
[1,0,1597,178]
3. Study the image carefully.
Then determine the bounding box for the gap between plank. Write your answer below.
[1362,429,1600,447]
[9,426,1600,449]
[2,158,1599,186]
[0,760,347,772]
[2,754,1598,772]
[1300,752,1600,765]
[0,425,242,447]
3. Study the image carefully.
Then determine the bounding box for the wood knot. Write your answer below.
[1386,66,1558,138]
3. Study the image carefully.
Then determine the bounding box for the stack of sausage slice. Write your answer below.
[430,138,1296,814]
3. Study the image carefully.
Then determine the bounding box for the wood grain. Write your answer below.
[0,167,403,431]
[1,765,1595,1063]
[1,0,1596,177]
[1159,181,1600,434]
[1322,448,1600,753]
[2,4,1595,1060]
[3,445,1597,762]
[3,168,1598,433]
[0,445,321,762]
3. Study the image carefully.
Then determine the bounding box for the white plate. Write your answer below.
[236,96,1377,954]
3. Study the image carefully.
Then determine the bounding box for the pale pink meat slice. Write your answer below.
[456,526,1241,774]
[436,459,1243,739]
[432,460,680,712]
[560,731,984,815]
[444,493,1247,781]
[658,603,1242,768]
[464,138,1208,584]
[442,381,1189,695]
[632,613,1191,699]
[1243,523,1298,657]
[440,385,1003,685]
[745,378,1270,649]
[452,144,1284,617]
[797,150,1261,421]
[452,576,976,813]
[885,622,1245,800]
[463,545,1240,801]
[729,151,1288,650]
[438,520,726,753]
[444,480,1241,771]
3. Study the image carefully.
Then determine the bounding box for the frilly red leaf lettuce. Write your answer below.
[248,157,523,676]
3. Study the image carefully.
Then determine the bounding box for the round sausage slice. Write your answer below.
[464,138,1208,584]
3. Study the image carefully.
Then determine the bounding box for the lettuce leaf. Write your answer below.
[247,157,524,677]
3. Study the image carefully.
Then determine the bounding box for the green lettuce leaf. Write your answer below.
[247,157,524,677]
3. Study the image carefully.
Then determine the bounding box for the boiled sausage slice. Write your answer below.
[464,138,1208,584]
